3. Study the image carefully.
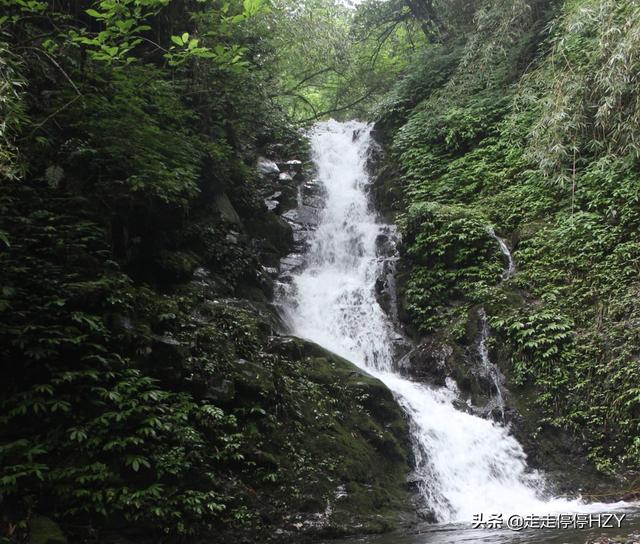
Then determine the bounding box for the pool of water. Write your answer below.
[322,507,640,544]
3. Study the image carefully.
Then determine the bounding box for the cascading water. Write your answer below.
[489,228,516,281]
[477,308,506,420]
[474,229,516,420]
[278,119,623,524]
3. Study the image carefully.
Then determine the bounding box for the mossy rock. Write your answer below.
[155,249,200,282]
[262,335,415,535]
[213,192,242,224]
[30,516,67,544]
[232,357,276,394]
[372,162,404,220]
[245,210,294,261]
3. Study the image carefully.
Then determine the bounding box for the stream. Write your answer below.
[277,120,637,542]
[318,510,640,544]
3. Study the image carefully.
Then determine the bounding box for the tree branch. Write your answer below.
[299,90,378,124]
[268,66,338,99]
[18,46,82,97]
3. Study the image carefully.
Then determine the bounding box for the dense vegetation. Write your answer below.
[0,1,415,542]
[2,0,639,541]
[373,0,640,477]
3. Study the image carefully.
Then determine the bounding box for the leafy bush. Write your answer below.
[0,42,26,181]
[398,202,502,333]
[58,66,204,208]
[0,185,245,537]
[377,0,640,473]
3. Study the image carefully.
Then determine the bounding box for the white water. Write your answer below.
[477,308,506,420]
[279,120,625,523]
[489,228,516,281]
[476,230,514,419]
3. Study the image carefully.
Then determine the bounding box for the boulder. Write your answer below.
[206,378,235,403]
[256,157,280,175]
[233,357,275,394]
[214,193,241,225]
[278,159,303,173]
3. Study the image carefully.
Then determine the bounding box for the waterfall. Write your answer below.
[278,119,621,523]
[489,228,516,281]
[477,308,506,420]
[474,230,514,420]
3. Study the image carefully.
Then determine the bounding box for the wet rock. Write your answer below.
[267,335,339,361]
[277,212,317,275]
[457,308,509,419]
[334,485,348,500]
[506,384,617,496]
[214,192,241,224]
[264,185,298,215]
[375,227,398,258]
[151,334,187,362]
[278,159,303,173]
[276,178,324,274]
[406,488,438,524]
[258,214,293,255]
[257,157,280,175]
[193,266,209,279]
[278,252,305,276]
[288,204,321,232]
[397,339,454,386]
[206,378,235,403]
[587,535,640,544]
[397,333,511,430]
[375,258,402,324]
[262,265,278,277]
[264,191,282,212]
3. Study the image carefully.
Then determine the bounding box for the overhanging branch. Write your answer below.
[299,90,378,124]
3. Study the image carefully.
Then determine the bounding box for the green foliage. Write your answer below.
[527,0,640,184]
[0,185,242,536]
[1,0,415,540]
[57,65,203,208]
[394,90,512,205]
[399,202,502,333]
[507,209,640,465]
[373,44,463,138]
[0,41,26,181]
[70,0,168,63]
[264,0,428,122]
[0,0,314,540]
[165,0,268,68]
[1,178,405,539]
[378,0,640,473]
[491,309,574,389]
